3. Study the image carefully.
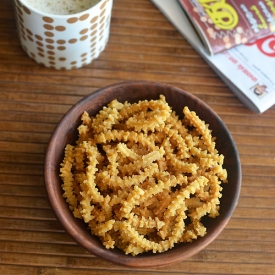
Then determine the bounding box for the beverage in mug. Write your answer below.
[22,0,102,15]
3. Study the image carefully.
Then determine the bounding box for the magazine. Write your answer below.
[178,0,275,55]
[151,0,275,113]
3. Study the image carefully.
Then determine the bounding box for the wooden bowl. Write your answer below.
[44,81,241,267]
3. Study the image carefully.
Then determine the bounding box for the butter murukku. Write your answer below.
[60,95,228,256]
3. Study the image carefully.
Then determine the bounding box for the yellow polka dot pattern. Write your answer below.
[14,0,113,70]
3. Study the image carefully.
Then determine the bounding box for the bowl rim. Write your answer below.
[44,80,242,267]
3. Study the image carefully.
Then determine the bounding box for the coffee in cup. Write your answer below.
[22,0,101,15]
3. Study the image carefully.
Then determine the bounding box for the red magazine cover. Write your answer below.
[178,0,275,54]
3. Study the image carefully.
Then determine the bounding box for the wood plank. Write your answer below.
[0,131,50,144]
[0,265,37,275]
[0,184,46,197]
[237,196,275,209]
[241,175,275,187]
[1,253,273,275]
[206,228,275,243]
[0,163,44,176]
[0,217,64,232]
[0,152,45,165]
[0,229,73,244]
[0,65,223,87]
[32,267,275,275]
[0,206,55,221]
[0,195,50,209]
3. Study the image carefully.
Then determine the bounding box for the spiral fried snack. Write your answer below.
[60,95,227,255]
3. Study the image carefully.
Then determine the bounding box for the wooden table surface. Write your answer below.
[1,0,275,274]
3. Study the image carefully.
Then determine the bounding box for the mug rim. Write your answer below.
[17,0,105,17]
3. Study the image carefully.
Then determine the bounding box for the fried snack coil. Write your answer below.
[60,96,228,256]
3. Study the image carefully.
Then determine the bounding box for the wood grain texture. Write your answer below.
[0,0,274,274]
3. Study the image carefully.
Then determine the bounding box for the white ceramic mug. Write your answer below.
[13,0,113,70]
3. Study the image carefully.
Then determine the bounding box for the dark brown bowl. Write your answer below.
[44,80,241,268]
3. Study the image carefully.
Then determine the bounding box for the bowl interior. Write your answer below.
[44,81,241,267]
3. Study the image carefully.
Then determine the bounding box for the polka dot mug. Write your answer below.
[14,0,113,70]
